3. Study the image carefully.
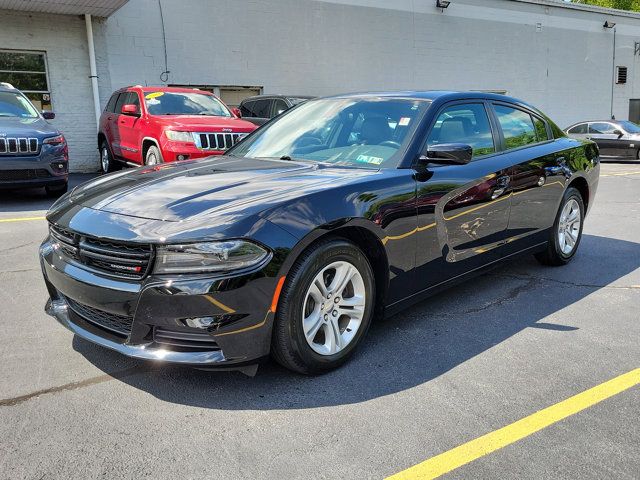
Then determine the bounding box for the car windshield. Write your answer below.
[0,91,39,118]
[144,91,231,117]
[619,121,640,134]
[229,97,430,168]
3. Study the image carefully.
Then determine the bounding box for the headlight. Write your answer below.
[165,130,193,143]
[154,240,269,274]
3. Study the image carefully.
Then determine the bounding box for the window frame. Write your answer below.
[0,49,52,111]
[489,101,553,153]
[420,100,501,163]
[588,122,617,135]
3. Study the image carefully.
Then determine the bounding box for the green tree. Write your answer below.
[572,0,640,12]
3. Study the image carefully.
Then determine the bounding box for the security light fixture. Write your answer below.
[436,0,451,10]
[603,20,616,29]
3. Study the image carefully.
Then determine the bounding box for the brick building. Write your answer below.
[1,0,640,171]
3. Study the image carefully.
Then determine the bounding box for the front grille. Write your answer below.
[0,137,39,155]
[154,327,220,351]
[194,132,247,151]
[50,224,153,280]
[0,169,50,181]
[64,295,133,337]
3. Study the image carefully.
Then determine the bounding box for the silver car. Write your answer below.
[565,120,640,162]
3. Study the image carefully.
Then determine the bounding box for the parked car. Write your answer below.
[239,95,314,125]
[98,86,257,172]
[0,82,68,197]
[565,119,640,162]
[42,91,599,375]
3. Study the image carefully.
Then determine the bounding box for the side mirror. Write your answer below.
[121,104,140,116]
[42,111,55,120]
[420,143,473,166]
[231,107,242,118]
[613,129,624,138]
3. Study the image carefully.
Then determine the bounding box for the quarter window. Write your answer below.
[494,105,537,149]
[427,103,495,157]
[568,123,587,134]
[105,93,119,113]
[0,50,51,111]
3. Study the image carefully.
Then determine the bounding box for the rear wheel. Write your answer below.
[535,187,584,266]
[271,238,375,374]
[145,145,163,166]
[99,141,118,173]
[45,182,68,198]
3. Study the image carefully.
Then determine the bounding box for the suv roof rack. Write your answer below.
[0,82,15,89]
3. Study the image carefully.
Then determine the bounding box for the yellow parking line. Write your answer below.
[600,171,640,177]
[386,368,640,480]
[0,216,46,223]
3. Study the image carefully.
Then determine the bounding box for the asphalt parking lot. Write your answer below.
[0,164,638,479]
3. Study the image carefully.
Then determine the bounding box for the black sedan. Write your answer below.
[565,119,640,162]
[40,91,600,375]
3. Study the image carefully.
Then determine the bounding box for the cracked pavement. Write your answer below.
[0,165,638,479]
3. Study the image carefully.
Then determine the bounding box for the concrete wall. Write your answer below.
[103,0,640,128]
[0,9,100,171]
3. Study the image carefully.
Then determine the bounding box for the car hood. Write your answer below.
[153,115,256,132]
[48,157,377,240]
[0,116,58,138]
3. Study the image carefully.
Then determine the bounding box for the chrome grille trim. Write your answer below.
[0,137,39,154]
[192,132,248,151]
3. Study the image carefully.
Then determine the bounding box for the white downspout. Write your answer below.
[85,14,101,130]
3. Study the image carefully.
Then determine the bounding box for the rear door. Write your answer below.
[588,122,622,158]
[491,102,566,253]
[414,101,512,288]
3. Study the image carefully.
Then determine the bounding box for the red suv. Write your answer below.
[98,86,257,172]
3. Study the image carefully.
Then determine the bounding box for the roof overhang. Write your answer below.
[0,0,129,17]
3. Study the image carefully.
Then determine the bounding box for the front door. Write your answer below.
[413,101,512,290]
[588,122,624,158]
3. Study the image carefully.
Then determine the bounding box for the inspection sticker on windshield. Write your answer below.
[399,117,411,126]
[145,92,164,99]
[355,154,384,165]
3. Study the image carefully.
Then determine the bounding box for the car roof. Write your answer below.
[240,95,315,102]
[121,86,215,95]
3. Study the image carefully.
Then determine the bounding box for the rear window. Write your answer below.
[568,123,587,134]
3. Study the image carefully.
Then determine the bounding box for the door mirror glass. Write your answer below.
[121,104,139,116]
[421,143,472,165]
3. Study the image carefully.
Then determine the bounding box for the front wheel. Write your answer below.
[145,145,163,166]
[99,141,118,173]
[271,238,375,374]
[535,187,584,266]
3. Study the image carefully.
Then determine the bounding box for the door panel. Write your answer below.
[588,122,621,157]
[413,102,511,292]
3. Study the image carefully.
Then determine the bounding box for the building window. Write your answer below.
[170,84,262,107]
[0,50,52,111]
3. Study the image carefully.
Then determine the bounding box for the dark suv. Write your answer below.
[0,83,68,196]
[239,95,314,125]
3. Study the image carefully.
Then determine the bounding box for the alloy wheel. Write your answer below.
[558,198,581,255]
[301,261,366,356]
[101,147,110,172]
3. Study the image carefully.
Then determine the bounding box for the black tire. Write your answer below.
[145,145,163,166]
[271,238,376,375]
[535,187,585,266]
[99,141,118,173]
[45,182,68,198]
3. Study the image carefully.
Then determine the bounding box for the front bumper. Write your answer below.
[40,235,279,369]
[0,147,68,189]
[161,140,225,162]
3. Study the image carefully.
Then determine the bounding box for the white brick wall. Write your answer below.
[0,9,100,172]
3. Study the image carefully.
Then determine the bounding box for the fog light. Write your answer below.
[182,317,216,329]
[177,154,189,161]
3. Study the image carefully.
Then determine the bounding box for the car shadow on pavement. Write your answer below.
[72,233,640,410]
[0,174,97,213]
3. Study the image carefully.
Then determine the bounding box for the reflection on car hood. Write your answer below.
[0,116,58,138]
[58,156,375,223]
[151,115,256,132]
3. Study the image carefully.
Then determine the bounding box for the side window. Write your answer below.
[273,99,288,116]
[427,103,495,157]
[589,122,616,134]
[568,123,587,134]
[253,99,272,118]
[533,116,549,142]
[240,100,255,117]
[494,105,536,149]
[105,93,118,113]
[114,93,128,114]
[127,91,140,109]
